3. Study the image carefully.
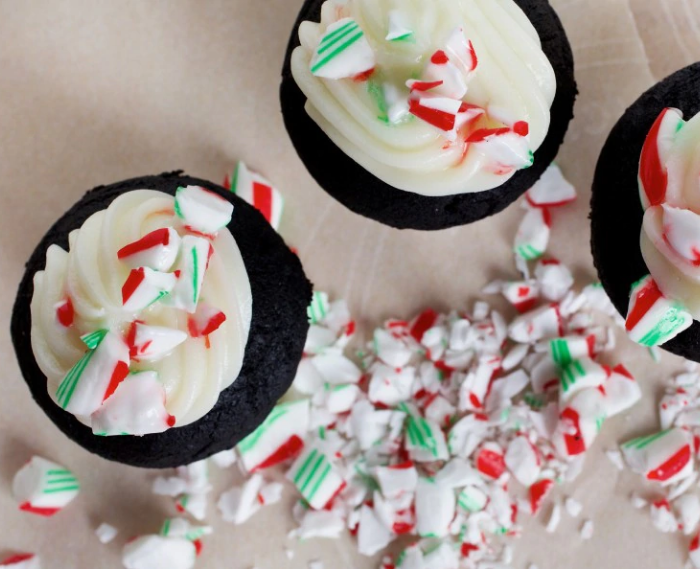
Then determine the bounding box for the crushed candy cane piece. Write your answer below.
[160,517,212,542]
[118,227,181,272]
[226,162,284,230]
[218,474,265,524]
[13,456,79,517]
[509,303,562,344]
[505,437,541,487]
[55,297,74,327]
[535,260,574,302]
[91,371,174,436]
[186,303,226,338]
[210,449,236,469]
[565,497,582,518]
[386,10,413,41]
[310,18,376,79]
[651,499,678,533]
[122,535,196,569]
[358,504,393,556]
[603,365,642,417]
[580,519,594,540]
[526,164,577,208]
[676,494,700,535]
[95,522,118,544]
[625,275,692,347]
[545,500,562,533]
[121,267,177,313]
[165,235,213,313]
[125,322,187,362]
[175,493,208,521]
[287,447,345,510]
[514,207,551,261]
[415,476,455,538]
[174,185,233,236]
[621,428,693,485]
[0,555,40,569]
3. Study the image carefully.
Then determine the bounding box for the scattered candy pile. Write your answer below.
[615,361,700,568]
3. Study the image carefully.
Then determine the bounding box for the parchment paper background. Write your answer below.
[1,0,699,567]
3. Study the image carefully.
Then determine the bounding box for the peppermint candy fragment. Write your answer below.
[603,364,642,417]
[165,235,213,313]
[117,227,181,272]
[218,474,265,524]
[534,260,574,302]
[692,533,700,568]
[95,523,118,544]
[122,267,177,312]
[558,358,607,405]
[160,517,212,542]
[526,164,577,208]
[186,303,226,338]
[358,504,393,556]
[373,329,412,368]
[125,322,187,361]
[505,436,541,487]
[475,442,506,479]
[555,389,607,457]
[467,126,534,172]
[500,281,540,313]
[287,447,345,510]
[310,18,376,79]
[175,493,208,521]
[122,535,196,569]
[625,275,692,347]
[91,371,175,436]
[226,162,284,230]
[307,291,330,325]
[375,461,418,499]
[0,555,40,569]
[174,185,233,237]
[639,107,684,209]
[508,303,562,343]
[458,486,488,513]
[415,476,455,538]
[402,404,449,461]
[55,297,74,327]
[237,399,309,473]
[369,364,415,406]
[530,478,554,514]
[13,457,79,517]
[621,428,693,486]
[56,330,129,416]
[661,204,700,266]
[444,26,478,77]
[386,10,413,42]
[514,208,551,261]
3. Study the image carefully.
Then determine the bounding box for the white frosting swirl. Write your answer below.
[641,112,700,318]
[30,190,252,427]
[291,0,556,196]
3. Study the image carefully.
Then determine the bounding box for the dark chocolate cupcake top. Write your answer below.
[289,0,556,197]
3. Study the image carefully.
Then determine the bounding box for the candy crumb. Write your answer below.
[631,493,648,509]
[565,497,583,518]
[285,549,294,560]
[546,501,562,533]
[580,520,594,540]
[95,522,118,544]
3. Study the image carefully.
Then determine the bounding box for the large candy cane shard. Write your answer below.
[56,331,129,415]
[639,108,684,209]
[625,275,692,346]
[174,186,233,237]
[227,162,284,230]
[621,428,693,486]
[117,227,181,272]
[91,371,175,436]
[13,457,79,517]
[237,399,310,473]
[122,535,196,569]
[310,18,376,79]
[287,447,345,510]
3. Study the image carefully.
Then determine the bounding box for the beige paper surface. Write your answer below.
[0,0,699,567]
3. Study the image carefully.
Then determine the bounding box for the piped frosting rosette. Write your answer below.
[290,0,556,196]
[30,186,252,436]
[630,108,700,346]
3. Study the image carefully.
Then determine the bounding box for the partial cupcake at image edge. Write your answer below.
[280,0,577,230]
[591,62,700,361]
[11,171,312,468]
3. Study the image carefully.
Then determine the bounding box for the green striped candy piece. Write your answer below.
[44,468,80,494]
[405,414,440,458]
[636,305,691,347]
[238,402,291,455]
[311,19,367,76]
[515,244,543,261]
[523,392,546,409]
[550,338,573,367]
[458,487,487,512]
[367,80,389,123]
[559,360,587,393]
[80,329,108,349]
[307,291,330,324]
[292,449,335,504]
[56,348,99,409]
[622,429,672,450]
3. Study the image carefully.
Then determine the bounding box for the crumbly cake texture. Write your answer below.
[11,172,312,468]
[591,63,700,361]
[280,0,577,230]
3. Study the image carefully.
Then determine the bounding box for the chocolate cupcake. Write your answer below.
[280,0,577,230]
[11,172,312,468]
[591,63,700,360]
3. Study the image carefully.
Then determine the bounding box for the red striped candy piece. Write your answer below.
[467,126,533,173]
[444,26,478,77]
[409,308,439,342]
[174,186,233,238]
[476,443,506,479]
[12,456,80,517]
[125,322,187,362]
[55,297,74,327]
[691,532,700,568]
[639,108,684,209]
[625,275,692,347]
[502,282,539,313]
[225,162,284,230]
[187,303,227,338]
[118,227,181,272]
[529,479,554,514]
[122,267,177,312]
[526,164,577,208]
[164,235,213,314]
[622,427,693,486]
[56,330,130,416]
[0,554,40,568]
[556,388,607,457]
[91,371,175,436]
[661,204,700,266]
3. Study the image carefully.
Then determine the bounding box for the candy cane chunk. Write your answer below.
[160,518,212,541]
[458,486,488,513]
[117,227,181,272]
[218,474,265,524]
[369,364,415,406]
[415,477,455,538]
[287,447,345,510]
[554,389,607,457]
[603,364,642,417]
[373,329,412,368]
[402,405,449,462]
[509,304,562,344]
[661,204,700,266]
[55,297,74,327]
[307,291,330,325]
[514,208,551,261]
[357,505,393,556]
[310,18,376,79]
[558,358,607,405]
[122,267,177,312]
[639,107,684,209]
[621,428,693,486]
[676,494,700,535]
[526,164,577,208]
[385,10,413,42]
[625,275,692,346]
[535,260,574,302]
[468,127,534,172]
[500,281,539,313]
[505,437,541,487]
[56,330,129,415]
[122,535,196,569]
[91,371,175,436]
[164,235,213,313]
[476,442,506,479]
[238,399,309,473]
[174,185,233,237]
[186,303,226,338]
[375,462,418,499]
[126,322,187,361]
[95,523,118,544]
[13,456,79,517]
[226,162,284,230]
[0,555,41,569]
[175,493,207,521]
